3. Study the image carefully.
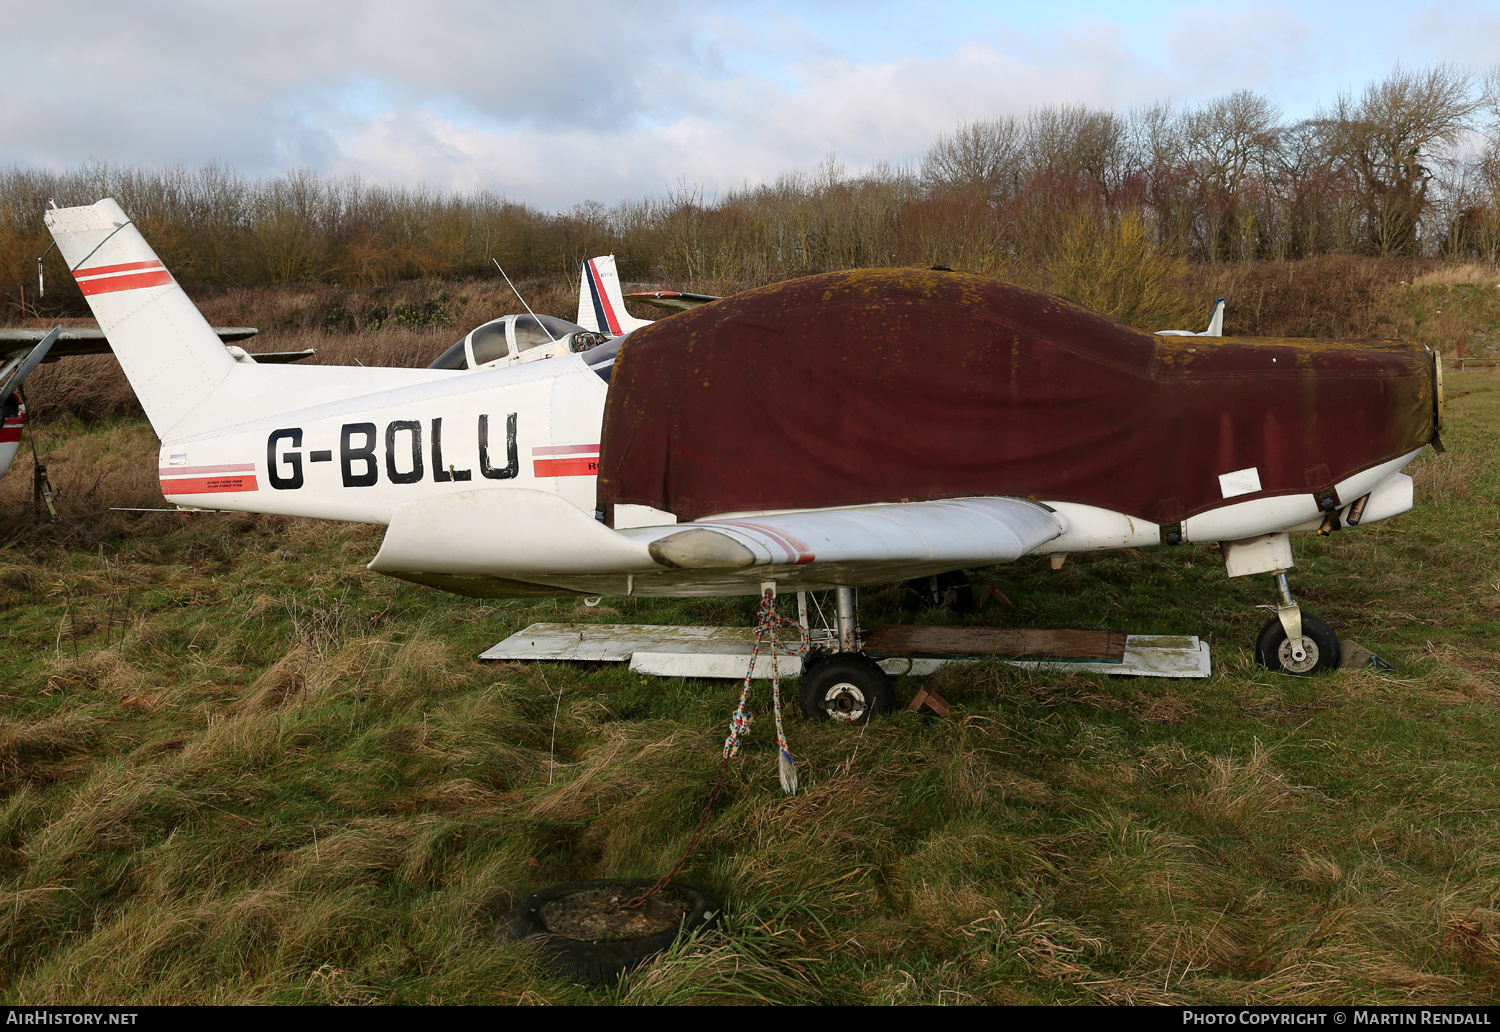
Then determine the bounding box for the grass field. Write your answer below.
[0,362,1497,1004]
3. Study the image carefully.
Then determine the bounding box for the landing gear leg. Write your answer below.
[801,586,895,724]
[834,586,858,653]
[1272,571,1307,666]
[1255,569,1340,674]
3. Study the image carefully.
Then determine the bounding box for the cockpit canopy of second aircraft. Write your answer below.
[427,314,613,374]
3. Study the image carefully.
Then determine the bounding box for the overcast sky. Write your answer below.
[3,1,1498,211]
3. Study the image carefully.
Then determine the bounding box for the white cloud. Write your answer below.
[1,0,1488,209]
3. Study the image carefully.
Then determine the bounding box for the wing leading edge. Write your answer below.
[369,492,1065,598]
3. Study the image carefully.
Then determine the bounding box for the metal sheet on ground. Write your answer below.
[875,635,1211,679]
[630,651,806,678]
[480,623,804,665]
[482,624,1210,679]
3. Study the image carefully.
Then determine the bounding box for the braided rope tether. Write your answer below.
[623,587,808,909]
[723,588,807,795]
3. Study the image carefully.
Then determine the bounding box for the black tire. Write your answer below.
[496,878,721,984]
[800,653,894,724]
[904,571,975,614]
[1255,613,1340,675]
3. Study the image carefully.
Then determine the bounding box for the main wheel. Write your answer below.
[1255,613,1340,675]
[800,653,894,724]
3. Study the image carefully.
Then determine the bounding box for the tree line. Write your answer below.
[3,64,1497,323]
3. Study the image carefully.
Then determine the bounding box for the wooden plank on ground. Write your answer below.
[863,625,1127,663]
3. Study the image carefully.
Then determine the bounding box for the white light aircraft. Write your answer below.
[44,199,1440,718]
[422,254,646,375]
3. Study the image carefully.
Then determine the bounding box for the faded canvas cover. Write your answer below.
[598,268,1436,525]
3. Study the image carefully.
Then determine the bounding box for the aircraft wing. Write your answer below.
[623,290,722,313]
[369,491,1065,597]
[641,497,1064,570]
[0,326,259,361]
[0,326,61,399]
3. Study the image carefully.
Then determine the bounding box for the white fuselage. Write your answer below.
[40,197,1427,601]
[154,349,1419,562]
[156,355,608,523]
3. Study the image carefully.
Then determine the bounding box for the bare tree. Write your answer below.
[1181,91,1283,260]
[921,118,1023,201]
[1322,64,1484,255]
[1127,102,1195,254]
[1183,91,1282,197]
[1130,101,1184,170]
[1024,105,1130,204]
[1269,118,1356,257]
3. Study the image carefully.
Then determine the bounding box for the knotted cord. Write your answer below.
[624,588,806,909]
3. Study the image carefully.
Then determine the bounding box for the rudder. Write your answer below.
[576,255,653,336]
[45,199,237,440]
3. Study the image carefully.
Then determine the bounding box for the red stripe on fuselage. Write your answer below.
[0,427,21,443]
[531,443,600,457]
[160,474,257,495]
[73,259,163,279]
[533,456,599,477]
[159,463,255,477]
[78,269,173,296]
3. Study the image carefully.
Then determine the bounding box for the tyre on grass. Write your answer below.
[800,653,894,724]
[1254,613,1340,675]
[496,878,721,984]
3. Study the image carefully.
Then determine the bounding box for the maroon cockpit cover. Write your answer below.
[598,269,1435,525]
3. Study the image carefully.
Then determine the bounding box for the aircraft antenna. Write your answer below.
[37,241,55,297]
[492,259,557,343]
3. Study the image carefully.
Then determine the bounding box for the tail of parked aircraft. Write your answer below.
[45,199,238,439]
[1204,298,1225,336]
[576,255,654,337]
[1158,298,1226,337]
[46,199,451,447]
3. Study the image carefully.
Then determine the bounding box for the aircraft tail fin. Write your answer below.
[1205,298,1225,336]
[45,199,236,439]
[576,255,654,336]
[1156,298,1228,337]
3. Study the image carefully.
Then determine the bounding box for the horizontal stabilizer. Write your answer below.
[624,290,723,313]
[224,348,316,365]
[0,326,60,397]
[0,325,259,362]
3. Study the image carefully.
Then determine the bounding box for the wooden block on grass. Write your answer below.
[864,625,1127,663]
[907,686,951,716]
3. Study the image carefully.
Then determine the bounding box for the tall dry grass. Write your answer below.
[1412,263,1500,288]
[2,372,1500,1003]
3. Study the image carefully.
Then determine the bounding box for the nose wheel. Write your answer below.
[1255,612,1339,674]
[1254,570,1341,675]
